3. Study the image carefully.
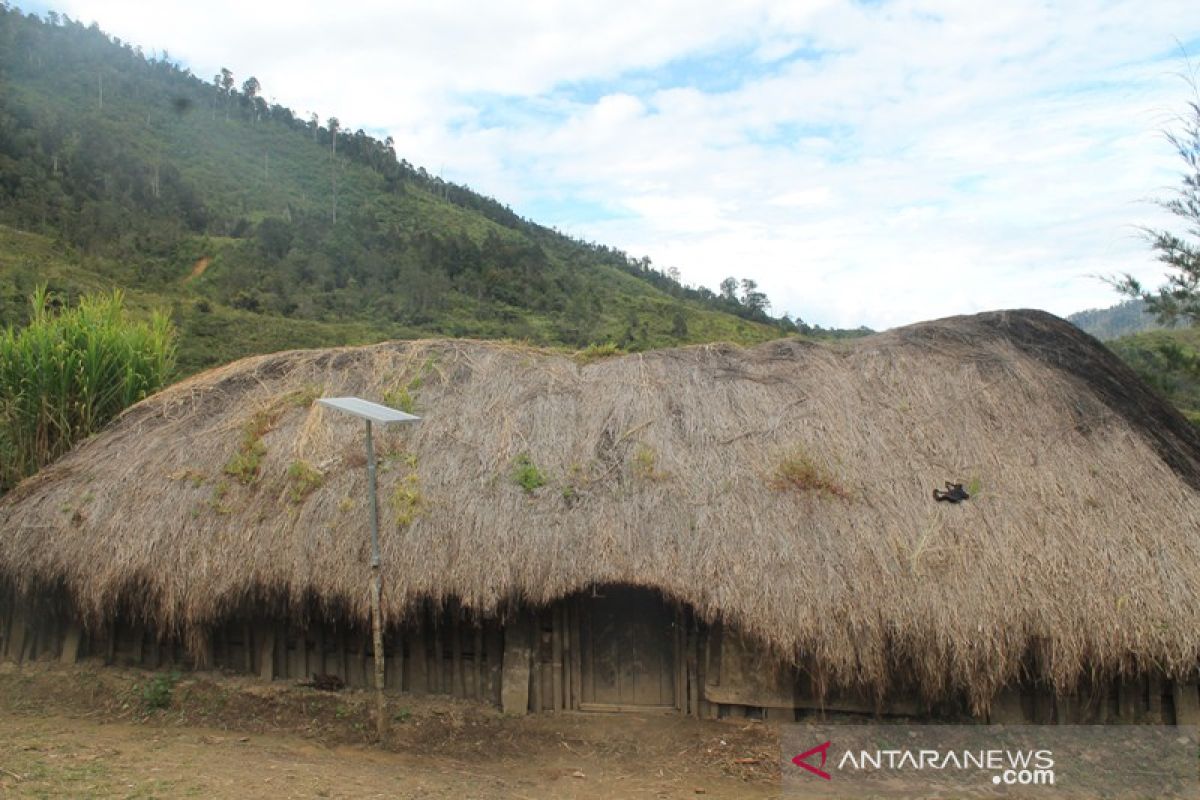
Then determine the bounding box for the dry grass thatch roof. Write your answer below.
[3,309,1200,711]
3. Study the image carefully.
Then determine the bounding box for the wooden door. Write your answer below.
[579,587,676,710]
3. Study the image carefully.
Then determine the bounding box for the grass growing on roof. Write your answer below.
[390,471,423,527]
[224,389,322,485]
[224,417,269,485]
[572,342,624,365]
[383,358,437,414]
[768,450,850,499]
[512,454,546,493]
[286,461,324,504]
[631,444,668,481]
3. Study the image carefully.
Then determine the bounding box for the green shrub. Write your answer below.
[513,454,546,493]
[224,433,266,484]
[0,287,176,493]
[286,460,324,503]
[140,671,180,711]
[390,471,423,527]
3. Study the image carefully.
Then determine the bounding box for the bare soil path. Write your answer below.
[0,663,781,799]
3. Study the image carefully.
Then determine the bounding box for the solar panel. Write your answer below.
[317,397,421,425]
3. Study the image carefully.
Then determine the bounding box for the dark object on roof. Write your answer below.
[933,482,970,503]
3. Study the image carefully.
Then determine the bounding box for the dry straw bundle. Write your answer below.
[3,309,1199,712]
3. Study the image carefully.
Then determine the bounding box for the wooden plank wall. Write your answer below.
[2,589,1197,723]
[0,595,503,705]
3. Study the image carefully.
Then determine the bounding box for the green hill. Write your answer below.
[0,8,802,376]
[1107,326,1200,426]
[1067,298,1182,341]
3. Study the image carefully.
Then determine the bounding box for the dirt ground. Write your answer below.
[0,662,782,799]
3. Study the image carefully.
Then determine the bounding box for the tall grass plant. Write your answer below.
[0,287,175,492]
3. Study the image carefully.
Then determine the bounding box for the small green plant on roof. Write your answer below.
[209,480,233,514]
[283,385,323,408]
[383,384,416,414]
[768,451,849,499]
[224,422,267,484]
[631,444,668,481]
[223,388,318,486]
[513,454,546,493]
[573,342,624,366]
[383,357,438,414]
[286,460,324,503]
[390,471,423,527]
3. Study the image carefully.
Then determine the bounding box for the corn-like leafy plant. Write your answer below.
[0,287,176,492]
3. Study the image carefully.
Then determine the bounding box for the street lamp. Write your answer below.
[317,396,420,740]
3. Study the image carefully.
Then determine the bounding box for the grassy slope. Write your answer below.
[0,15,782,376]
[0,225,389,373]
[1108,326,1200,425]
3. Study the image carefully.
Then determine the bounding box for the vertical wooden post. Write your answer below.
[104,620,116,665]
[1055,694,1081,724]
[451,610,463,697]
[1173,680,1200,724]
[1117,678,1140,722]
[696,624,710,719]
[551,605,564,712]
[358,630,371,689]
[675,608,685,712]
[314,623,326,677]
[1148,674,1164,723]
[486,626,504,706]
[242,624,254,674]
[531,610,544,713]
[687,613,700,718]
[989,688,1028,723]
[274,621,286,679]
[130,625,145,667]
[6,608,27,663]
[146,632,161,670]
[559,606,570,710]
[288,629,305,680]
[500,614,533,715]
[61,624,83,665]
[257,624,276,681]
[432,610,443,694]
[473,625,483,700]
[201,629,215,671]
[1031,689,1055,724]
[0,597,10,660]
[337,629,349,683]
[385,628,403,691]
[1093,681,1111,724]
[409,623,428,694]
[568,600,582,711]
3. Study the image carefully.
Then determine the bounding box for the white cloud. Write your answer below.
[41,0,1200,328]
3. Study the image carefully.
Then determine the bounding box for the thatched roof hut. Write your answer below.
[2,309,1200,716]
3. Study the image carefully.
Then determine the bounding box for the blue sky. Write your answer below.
[22,0,1200,329]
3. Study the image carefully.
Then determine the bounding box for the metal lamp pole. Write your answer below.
[318,397,420,741]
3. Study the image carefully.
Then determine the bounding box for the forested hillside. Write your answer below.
[0,7,825,375]
[1068,298,1181,341]
[1107,326,1200,425]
